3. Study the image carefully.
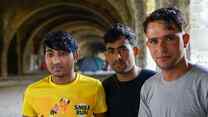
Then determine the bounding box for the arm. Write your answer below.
[22,88,37,117]
[138,96,151,117]
[138,86,152,117]
[93,81,107,116]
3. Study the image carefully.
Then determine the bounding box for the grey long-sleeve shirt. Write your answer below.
[138,65,208,117]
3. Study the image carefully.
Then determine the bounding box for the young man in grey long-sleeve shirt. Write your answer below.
[138,7,208,117]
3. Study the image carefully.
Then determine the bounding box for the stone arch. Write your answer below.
[1,0,139,77]
[15,3,123,74]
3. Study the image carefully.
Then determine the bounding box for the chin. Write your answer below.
[52,73,65,77]
[116,70,126,74]
[113,68,126,74]
[116,67,132,74]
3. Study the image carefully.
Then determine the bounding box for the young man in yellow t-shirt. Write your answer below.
[22,31,107,117]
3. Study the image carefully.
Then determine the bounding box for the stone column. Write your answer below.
[1,13,9,79]
[1,9,16,78]
[1,41,9,79]
[0,14,3,77]
[16,31,23,75]
[134,0,147,68]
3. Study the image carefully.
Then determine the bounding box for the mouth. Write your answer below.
[156,56,171,62]
[113,61,126,69]
[52,65,63,72]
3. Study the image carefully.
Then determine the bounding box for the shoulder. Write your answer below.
[145,72,161,83]
[102,74,116,83]
[102,74,116,87]
[137,69,156,84]
[24,75,50,95]
[142,69,156,75]
[188,64,208,83]
[140,73,161,101]
[78,73,102,87]
[74,73,105,95]
[190,64,208,86]
[140,69,156,78]
[189,65,208,103]
[141,73,161,91]
[192,64,208,76]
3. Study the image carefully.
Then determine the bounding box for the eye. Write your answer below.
[58,51,68,56]
[46,52,54,57]
[118,46,128,52]
[106,48,114,54]
[165,34,177,42]
[148,38,158,45]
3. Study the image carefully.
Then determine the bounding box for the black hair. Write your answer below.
[43,31,78,54]
[103,23,136,46]
[143,7,185,33]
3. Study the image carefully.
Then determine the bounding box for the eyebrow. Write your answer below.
[148,33,176,40]
[45,48,54,52]
[106,45,127,50]
[148,37,158,40]
[106,47,114,50]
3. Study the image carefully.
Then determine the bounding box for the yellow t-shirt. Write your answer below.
[22,73,107,117]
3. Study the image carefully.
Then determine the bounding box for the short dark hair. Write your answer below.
[103,23,136,46]
[143,7,185,33]
[43,31,78,54]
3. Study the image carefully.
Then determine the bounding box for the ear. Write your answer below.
[182,33,190,48]
[104,51,107,57]
[146,41,150,48]
[73,51,80,62]
[133,47,141,57]
[104,51,109,62]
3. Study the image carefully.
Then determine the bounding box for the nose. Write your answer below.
[113,50,122,60]
[157,40,167,53]
[52,56,61,64]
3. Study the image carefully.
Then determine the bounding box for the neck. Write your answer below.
[116,66,141,81]
[162,58,192,81]
[52,71,76,84]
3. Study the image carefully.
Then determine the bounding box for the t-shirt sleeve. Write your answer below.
[21,88,36,116]
[93,80,107,114]
[138,85,152,117]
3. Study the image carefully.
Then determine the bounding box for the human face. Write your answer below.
[104,37,136,74]
[45,47,75,77]
[146,21,189,70]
